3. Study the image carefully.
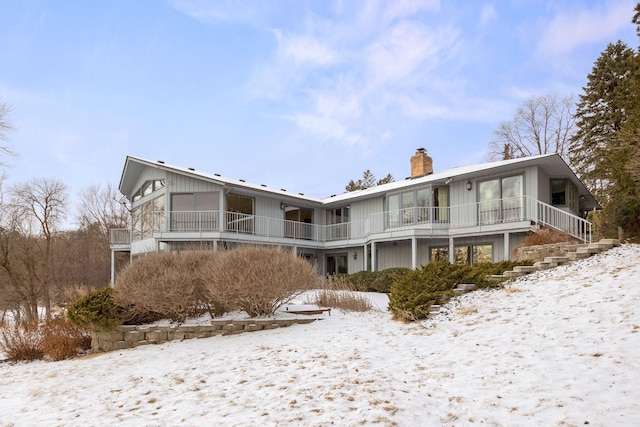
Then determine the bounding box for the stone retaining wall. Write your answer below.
[515,242,579,262]
[91,318,319,353]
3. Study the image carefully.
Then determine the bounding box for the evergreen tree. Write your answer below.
[345,170,394,192]
[569,41,639,201]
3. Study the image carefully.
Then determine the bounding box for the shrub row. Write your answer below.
[388,260,529,321]
[338,267,411,293]
[68,247,320,330]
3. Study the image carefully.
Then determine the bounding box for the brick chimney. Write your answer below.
[410,148,433,178]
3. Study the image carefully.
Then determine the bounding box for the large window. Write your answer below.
[387,187,448,228]
[131,194,165,240]
[284,206,313,239]
[226,194,254,233]
[170,192,219,231]
[478,175,523,224]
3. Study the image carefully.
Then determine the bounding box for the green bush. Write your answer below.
[67,287,121,331]
[341,267,411,293]
[388,261,528,321]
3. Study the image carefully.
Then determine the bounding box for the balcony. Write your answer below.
[110,196,592,247]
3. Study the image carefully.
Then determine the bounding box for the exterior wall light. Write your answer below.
[466,180,472,191]
[353,251,358,260]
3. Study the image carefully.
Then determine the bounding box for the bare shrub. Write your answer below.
[205,246,319,317]
[116,251,212,323]
[0,322,44,362]
[517,228,576,248]
[41,317,92,361]
[308,289,373,312]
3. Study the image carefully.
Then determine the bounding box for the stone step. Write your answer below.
[543,256,569,265]
[512,265,540,274]
[576,246,601,254]
[503,270,526,278]
[489,274,507,281]
[566,251,591,261]
[428,305,441,314]
[453,283,477,293]
[599,238,621,247]
[533,261,556,269]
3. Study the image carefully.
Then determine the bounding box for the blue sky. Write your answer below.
[0,0,637,216]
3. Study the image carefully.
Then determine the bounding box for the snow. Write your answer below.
[1,245,640,426]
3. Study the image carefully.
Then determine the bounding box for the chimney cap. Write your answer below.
[416,147,426,153]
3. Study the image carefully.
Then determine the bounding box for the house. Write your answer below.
[109,149,599,282]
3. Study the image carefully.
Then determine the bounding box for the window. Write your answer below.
[170,192,219,231]
[551,179,566,205]
[478,175,523,224]
[131,194,165,240]
[387,187,449,228]
[226,194,254,233]
[285,206,314,239]
[472,244,492,263]
[326,206,350,240]
[551,179,578,212]
[132,179,165,202]
[431,247,449,262]
[327,254,348,275]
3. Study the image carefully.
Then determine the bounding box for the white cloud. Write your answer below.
[537,1,635,56]
[478,3,497,28]
[169,0,262,25]
[366,21,459,87]
[288,113,363,146]
[275,31,338,67]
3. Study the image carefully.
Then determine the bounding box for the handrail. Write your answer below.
[111,197,592,245]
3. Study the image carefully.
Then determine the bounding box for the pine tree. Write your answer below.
[569,41,639,201]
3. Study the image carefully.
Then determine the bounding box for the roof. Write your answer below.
[119,153,600,210]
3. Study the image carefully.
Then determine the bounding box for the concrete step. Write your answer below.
[489,274,507,281]
[428,305,441,314]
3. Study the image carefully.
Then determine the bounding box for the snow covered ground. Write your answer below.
[1,244,639,426]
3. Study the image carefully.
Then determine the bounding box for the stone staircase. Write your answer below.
[428,239,621,315]
[490,238,621,281]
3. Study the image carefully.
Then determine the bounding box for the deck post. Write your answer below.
[110,250,115,286]
[411,237,418,269]
[504,232,510,261]
[448,237,455,263]
[371,241,377,272]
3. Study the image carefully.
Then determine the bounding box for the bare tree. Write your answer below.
[0,97,15,166]
[10,179,68,319]
[486,93,576,163]
[76,183,129,239]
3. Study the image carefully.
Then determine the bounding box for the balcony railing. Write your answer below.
[112,196,591,246]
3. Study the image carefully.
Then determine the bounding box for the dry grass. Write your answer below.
[307,290,373,312]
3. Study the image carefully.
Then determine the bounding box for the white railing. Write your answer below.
[109,228,130,245]
[112,198,591,245]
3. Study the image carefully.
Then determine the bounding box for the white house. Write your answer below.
[109,149,599,282]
